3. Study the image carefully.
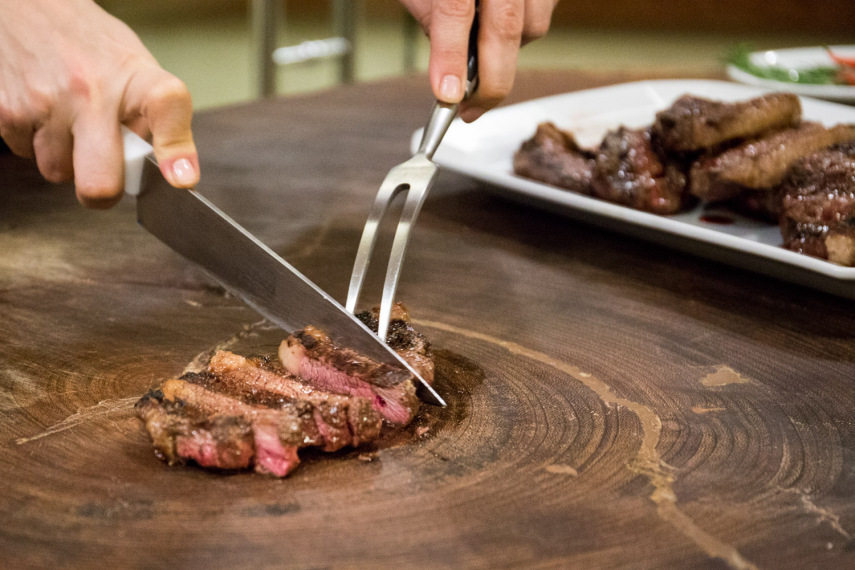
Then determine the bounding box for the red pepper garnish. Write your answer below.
[827,48,855,68]
[827,48,855,86]
[839,66,855,87]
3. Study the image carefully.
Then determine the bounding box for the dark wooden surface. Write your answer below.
[2,70,854,569]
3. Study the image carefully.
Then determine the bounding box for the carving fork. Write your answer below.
[346,2,480,342]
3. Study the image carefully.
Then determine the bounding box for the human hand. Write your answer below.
[0,0,199,208]
[399,0,559,122]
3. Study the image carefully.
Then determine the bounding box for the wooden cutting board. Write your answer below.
[2,71,854,569]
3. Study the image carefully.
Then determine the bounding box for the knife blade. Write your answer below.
[122,128,445,406]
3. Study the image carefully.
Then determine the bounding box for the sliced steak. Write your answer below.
[136,394,258,471]
[153,378,320,475]
[205,350,383,450]
[653,92,802,153]
[355,302,434,385]
[779,143,855,265]
[279,326,419,426]
[137,312,436,477]
[689,122,855,202]
[513,122,596,195]
[136,353,386,476]
[591,126,688,215]
[135,386,306,477]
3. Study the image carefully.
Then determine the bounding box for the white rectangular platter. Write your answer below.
[417,79,855,300]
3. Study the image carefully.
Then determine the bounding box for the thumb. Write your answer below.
[126,68,199,188]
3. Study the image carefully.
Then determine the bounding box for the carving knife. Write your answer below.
[122,128,445,407]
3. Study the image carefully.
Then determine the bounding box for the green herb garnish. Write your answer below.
[726,44,842,85]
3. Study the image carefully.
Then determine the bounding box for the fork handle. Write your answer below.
[415,0,480,159]
[415,102,458,160]
[465,0,480,98]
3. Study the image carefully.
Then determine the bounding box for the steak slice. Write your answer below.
[592,126,688,215]
[653,92,802,153]
[135,351,387,476]
[779,142,855,265]
[205,350,383,450]
[137,311,436,477]
[136,394,258,471]
[355,302,434,385]
[279,326,419,426]
[135,382,312,477]
[513,122,595,195]
[689,122,855,202]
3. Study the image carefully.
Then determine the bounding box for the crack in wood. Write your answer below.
[414,318,758,570]
[800,493,852,541]
[15,397,139,445]
[785,488,853,541]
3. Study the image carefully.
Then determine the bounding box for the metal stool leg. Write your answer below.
[332,0,356,84]
[251,0,279,98]
[403,11,419,73]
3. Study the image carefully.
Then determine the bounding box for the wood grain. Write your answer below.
[1,71,854,569]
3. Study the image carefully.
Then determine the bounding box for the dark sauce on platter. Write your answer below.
[699,214,735,225]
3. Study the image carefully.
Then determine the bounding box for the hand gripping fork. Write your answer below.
[345,2,480,342]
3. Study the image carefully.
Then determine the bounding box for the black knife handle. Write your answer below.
[465,0,480,99]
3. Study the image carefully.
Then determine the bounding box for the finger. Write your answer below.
[460,0,524,122]
[32,123,74,183]
[521,0,554,44]
[71,111,125,209]
[398,0,431,33]
[427,0,477,104]
[127,68,199,188]
[0,120,36,159]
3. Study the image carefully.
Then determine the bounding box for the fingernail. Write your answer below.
[171,158,197,186]
[439,74,463,102]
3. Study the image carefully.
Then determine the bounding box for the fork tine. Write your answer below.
[376,175,437,341]
[345,172,410,313]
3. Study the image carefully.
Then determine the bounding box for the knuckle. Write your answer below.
[0,101,39,131]
[523,16,551,40]
[148,75,192,107]
[491,3,525,41]
[436,0,474,20]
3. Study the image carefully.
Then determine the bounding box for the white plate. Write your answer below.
[414,79,855,299]
[726,45,855,103]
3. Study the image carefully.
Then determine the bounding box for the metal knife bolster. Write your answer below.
[121,129,445,406]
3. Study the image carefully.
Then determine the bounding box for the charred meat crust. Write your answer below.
[653,92,802,153]
[779,143,855,264]
[512,122,596,195]
[591,127,689,215]
[355,302,435,385]
[134,391,257,471]
[689,123,855,202]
